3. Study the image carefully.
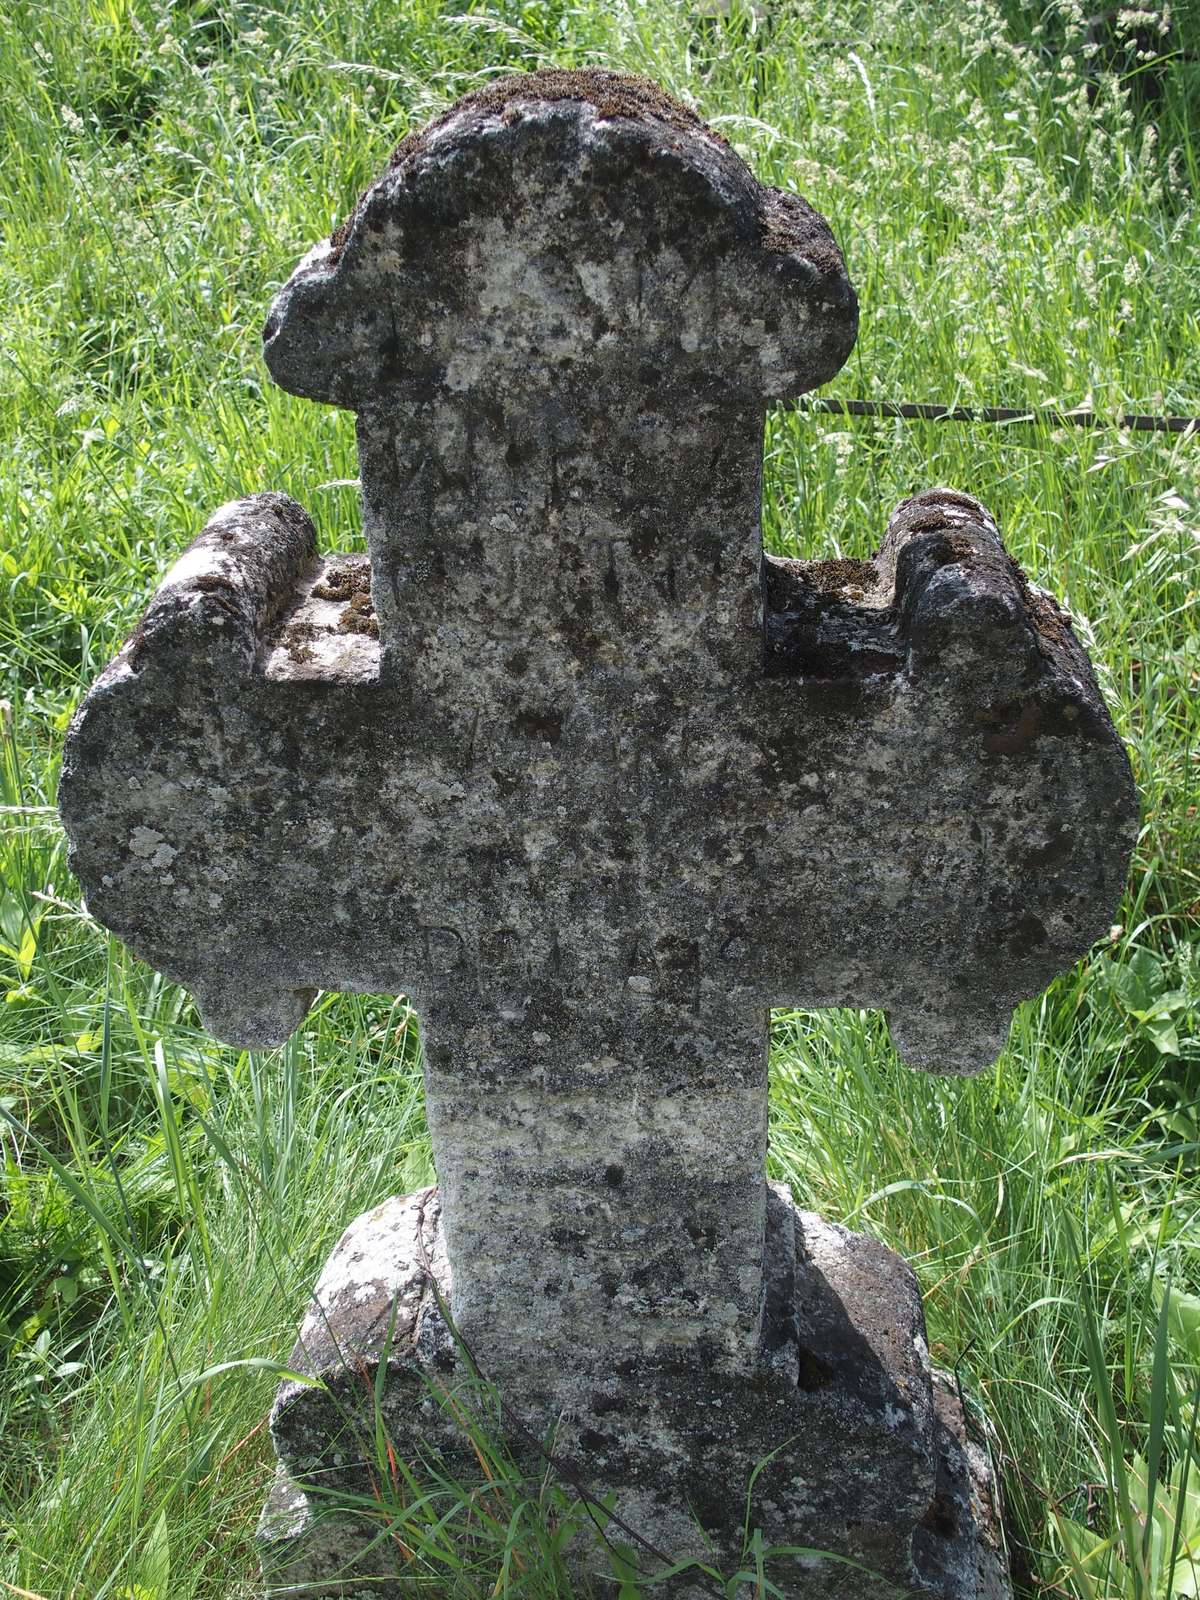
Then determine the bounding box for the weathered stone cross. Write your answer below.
[61,70,1135,1598]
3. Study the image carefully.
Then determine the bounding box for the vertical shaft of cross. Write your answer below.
[352,377,776,1378]
[421,994,770,1381]
[354,384,767,696]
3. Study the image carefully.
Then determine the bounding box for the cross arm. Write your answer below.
[754,489,1138,1073]
[58,493,385,1047]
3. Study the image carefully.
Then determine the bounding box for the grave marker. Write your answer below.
[60,69,1136,1598]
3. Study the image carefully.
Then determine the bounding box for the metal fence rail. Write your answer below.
[796,397,1199,434]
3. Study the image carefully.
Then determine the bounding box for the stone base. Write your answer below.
[257,1187,1011,1599]
[258,1467,407,1600]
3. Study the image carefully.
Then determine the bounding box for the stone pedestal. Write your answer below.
[257,1185,1009,1599]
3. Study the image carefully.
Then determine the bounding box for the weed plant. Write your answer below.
[0,0,1198,1595]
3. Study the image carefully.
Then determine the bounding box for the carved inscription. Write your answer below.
[396,916,710,1012]
[441,704,702,781]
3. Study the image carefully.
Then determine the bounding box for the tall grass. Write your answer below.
[0,0,1197,1594]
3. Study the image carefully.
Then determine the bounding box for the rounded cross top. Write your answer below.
[262,69,858,410]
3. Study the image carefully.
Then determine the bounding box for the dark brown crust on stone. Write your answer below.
[388,68,723,169]
[311,556,371,602]
[328,67,844,278]
[757,186,846,274]
[330,70,724,259]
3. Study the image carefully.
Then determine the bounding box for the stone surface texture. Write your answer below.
[59,68,1135,1598]
[258,1184,1010,1598]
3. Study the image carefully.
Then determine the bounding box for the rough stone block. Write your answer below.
[262,1184,1007,1598]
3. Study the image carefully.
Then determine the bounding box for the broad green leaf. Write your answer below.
[1146,1016,1181,1055]
[1165,1292,1200,1362]
[15,921,38,980]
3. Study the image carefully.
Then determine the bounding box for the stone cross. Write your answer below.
[61,70,1136,1599]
